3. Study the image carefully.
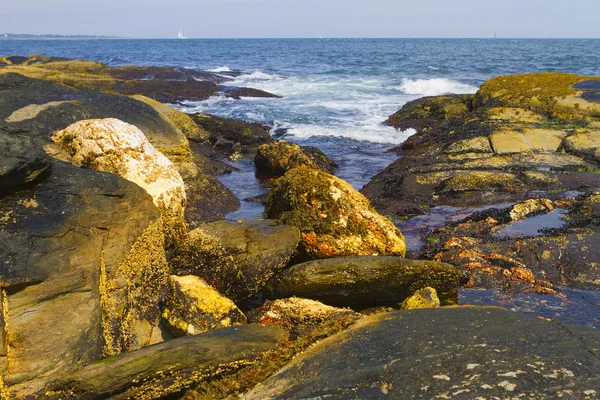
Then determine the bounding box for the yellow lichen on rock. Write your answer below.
[490,128,566,154]
[162,275,246,336]
[101,217,170,356]
[400,287,440,310]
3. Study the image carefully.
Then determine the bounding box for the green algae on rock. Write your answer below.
[266,167,406,259]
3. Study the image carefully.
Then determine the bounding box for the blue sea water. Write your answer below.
[3,39,600,190]
[3,39,600,327]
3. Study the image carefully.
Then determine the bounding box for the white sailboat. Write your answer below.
[177,29,187,39]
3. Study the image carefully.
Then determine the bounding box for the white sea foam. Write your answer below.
[283,124,416,145]
[208,66,232,72]
[427,66,440,70]
[398,78,478,96]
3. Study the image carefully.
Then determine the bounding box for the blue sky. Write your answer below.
[1,0,599,38]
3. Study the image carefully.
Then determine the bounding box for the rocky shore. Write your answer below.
[1,55,600,398]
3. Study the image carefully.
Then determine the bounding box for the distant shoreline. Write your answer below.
[1,34,123,40]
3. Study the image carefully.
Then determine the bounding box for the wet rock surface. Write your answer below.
[264,256,459,309]
[244,307,600,399]
[191,113,274,156]
[420,196,600,294]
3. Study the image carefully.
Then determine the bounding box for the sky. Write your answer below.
[1,0,599,39]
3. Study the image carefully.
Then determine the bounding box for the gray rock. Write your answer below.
[245,307,600,399]
[0,127,49,192]
[264,256,459,308]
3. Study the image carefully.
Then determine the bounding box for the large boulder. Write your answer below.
[0,156,169,396]
[52,118,187,242]
[265,168,406,259]
[46,324,287,399]
[255,140,337,177]
[51,118,186,213]
[244,307,600,399]
[364,72,600,218]
[171,219,300,301]
[162,275,247,336]
[263,256,459,308]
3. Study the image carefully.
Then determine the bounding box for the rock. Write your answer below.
[46,324,287,399]
[418,198,600,294]
[52,118,186,213]
[244,307,600,399]
[263,256,459,308]
[363,72,600,218]
[400,287,440,309]
[265,168,406,259]
[220,86,282,100]
[0,55,279,102]
[384,94,472,132]
[255,140,337,177]
[191,113,274,156]
[113,78,221,103]
[162,275,246,336]
[0,128,50,192]
[132,95,209,142]
[171,219,300,301]
[0,159,169,396]
[247,297,361,337]
[184,173,241,226]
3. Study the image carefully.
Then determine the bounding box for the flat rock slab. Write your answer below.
[264,256,459,308]
[245,307,600,399]
[49,324,288,399]
[573,80,600,90]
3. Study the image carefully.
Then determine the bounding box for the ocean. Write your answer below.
[3,38,600,327]
[3,39,600,191]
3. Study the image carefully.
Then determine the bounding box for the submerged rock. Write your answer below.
[400,286,440,309]
[255,140,337,177]
[247,297,361,338]
[162,275,246,336]
[171,219,300,301]
[264,256,459,308]
[265,168,406,259]
[46,324,287,399]
[244,307,600,399]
